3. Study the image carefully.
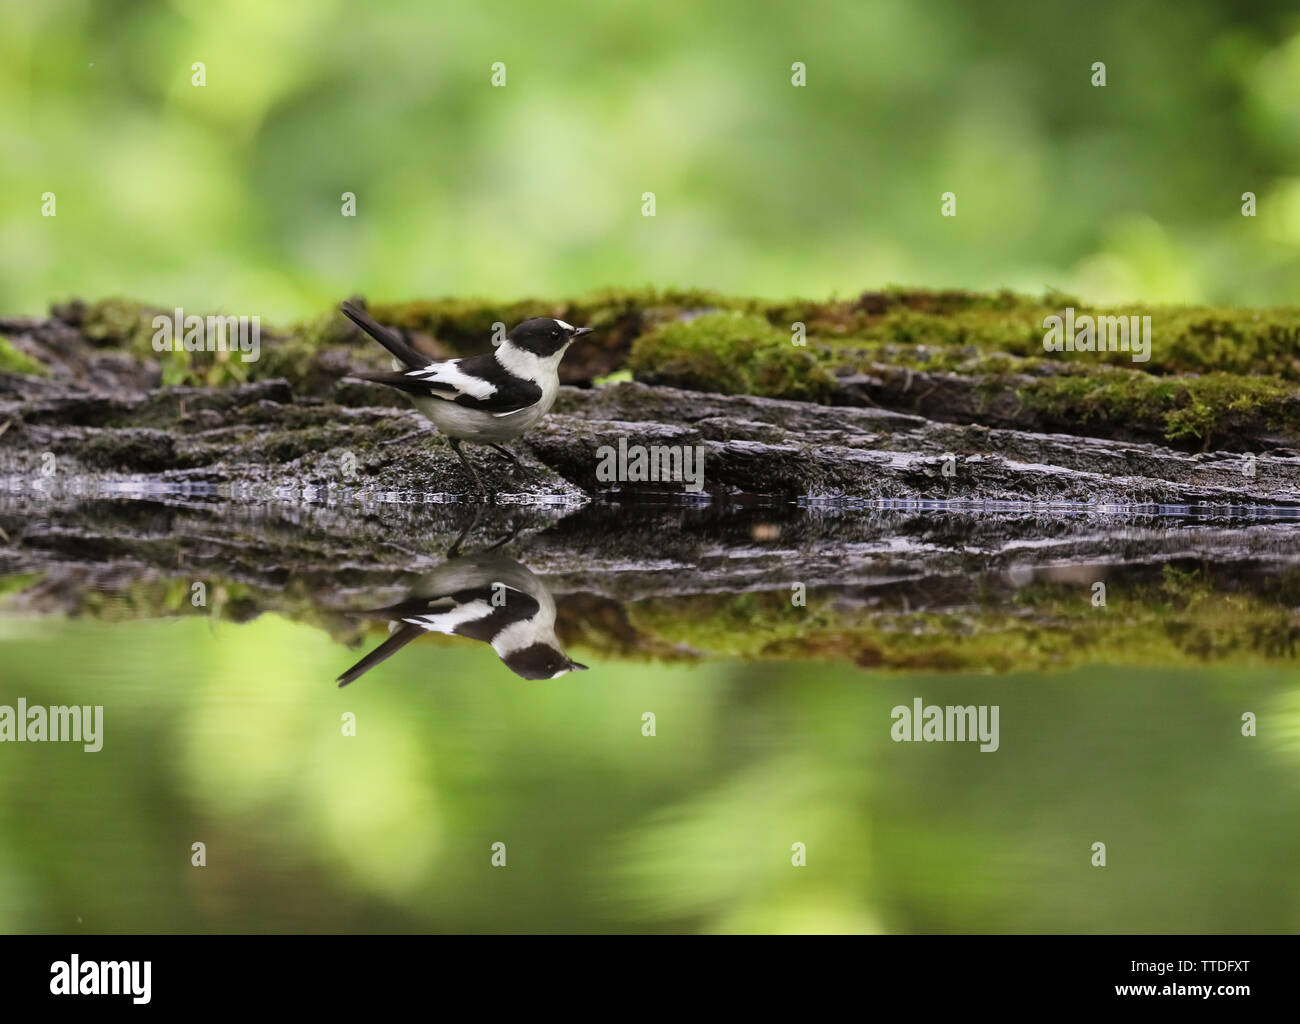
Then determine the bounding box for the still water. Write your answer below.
[0,497,1297,933]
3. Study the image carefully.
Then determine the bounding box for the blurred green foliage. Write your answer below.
[0,615,1297,933]
[3,1,1300,320]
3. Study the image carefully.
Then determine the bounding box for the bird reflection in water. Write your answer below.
[337,514,588,685]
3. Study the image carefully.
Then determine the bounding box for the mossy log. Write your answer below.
[1,289,1299,503]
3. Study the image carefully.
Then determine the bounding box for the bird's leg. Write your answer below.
[448,437,485,494]
[481,516,524,553]
[488,443,530,477]
[446,504,483,558]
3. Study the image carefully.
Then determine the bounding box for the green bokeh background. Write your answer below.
[3,0,1300,319]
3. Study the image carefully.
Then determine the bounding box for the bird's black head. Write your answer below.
[502,642,590,680]
[508,317,592,356]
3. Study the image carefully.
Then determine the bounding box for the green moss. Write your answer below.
[369,297,533,347]
[81,298,157,348]
[67,290,1300,380]
[81,299,259,387]
[291,309,356,350]
[365,287,751,362]
[1112,307,1300,379]
[753,289,1067,347]
[0,573,43,602]
[1018,367,1299,446]
[46,291,1300,449]
[10,557,1299,673]
[0,335,49,376]
[792,301,1300,381]
[620,564,1300,671]
[64,575,363,641]
[243,336,316,385]
[627,311,839,401]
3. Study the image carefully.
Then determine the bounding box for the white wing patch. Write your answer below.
[408,360,497,401]
[407,600,492,634]
[405,585,529,637]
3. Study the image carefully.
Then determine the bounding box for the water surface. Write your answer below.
[1,498,1297,933]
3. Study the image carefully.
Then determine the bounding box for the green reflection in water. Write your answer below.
[0,614,1296,934]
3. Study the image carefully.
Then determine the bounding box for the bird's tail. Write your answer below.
[340,301,430,370]
[337,621,425,687]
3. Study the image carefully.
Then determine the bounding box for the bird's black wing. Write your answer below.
[360,585,536,622]
[359,585,540,639]
[356,353,543,415]
[355,594,459,619]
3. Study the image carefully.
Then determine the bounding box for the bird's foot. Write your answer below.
[487,444,531,479]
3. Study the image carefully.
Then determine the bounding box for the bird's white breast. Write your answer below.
[412,395,545,441]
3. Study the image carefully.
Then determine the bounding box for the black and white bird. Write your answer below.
[337,550,588,685]
[340,302,592,489]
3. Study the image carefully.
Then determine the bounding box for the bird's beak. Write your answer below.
[571,327,593,338]
[571,661,589,671]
